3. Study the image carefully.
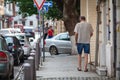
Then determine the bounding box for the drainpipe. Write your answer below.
[112,0,117,77]
[95,0,101,66]
[12,1,16,17]
[116,0,120,79]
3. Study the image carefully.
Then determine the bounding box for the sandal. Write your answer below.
[84,69,88,72]
[77,67,82,71]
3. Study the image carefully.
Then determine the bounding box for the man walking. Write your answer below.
[74,16,93,72]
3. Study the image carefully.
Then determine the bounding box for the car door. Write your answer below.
[14,37,23,58]
[55,33,71,53]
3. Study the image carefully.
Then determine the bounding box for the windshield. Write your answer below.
[24,29,33,32]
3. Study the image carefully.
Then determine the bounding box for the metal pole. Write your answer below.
[23,63,32,80]
[30,52,36,80]
[36,42,39,70]
[37,10,42,67]
[42,7,45,62]
[112,0,117,77]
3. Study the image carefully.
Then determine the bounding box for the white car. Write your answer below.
[15,33,31,58]
[0,28,22,34]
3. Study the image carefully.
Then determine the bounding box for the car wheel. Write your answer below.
[49,46,58,55]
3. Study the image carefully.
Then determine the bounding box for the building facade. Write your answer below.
[0,0,4,29]
[81,0,120,78]
[80,0,97,62]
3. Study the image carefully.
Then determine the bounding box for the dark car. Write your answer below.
[23,27,35,38]
[0,35,14,79]
[4,36,24,65]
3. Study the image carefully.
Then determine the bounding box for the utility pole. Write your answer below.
[113,0,117,77]
[42,7,45,62]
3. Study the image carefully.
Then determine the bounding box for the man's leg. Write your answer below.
[78,54,82,69]
[83,44,90,71]
[76,43,83,70]
[84,53,88,70]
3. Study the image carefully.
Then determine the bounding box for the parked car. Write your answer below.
[44,32,72,55]
[0,35,14,79]
[13,33,31,58]
[23,26,35,38]
[0,28,22,35]
[4,35,24,65]
[29,36,41,50]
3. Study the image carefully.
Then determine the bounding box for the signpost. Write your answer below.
[33,0,46,62]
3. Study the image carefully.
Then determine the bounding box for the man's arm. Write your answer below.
[89,24,93,37]
[75,32,78,45]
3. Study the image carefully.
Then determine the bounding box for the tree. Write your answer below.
[53,0,80,54]
[53,0,80,35]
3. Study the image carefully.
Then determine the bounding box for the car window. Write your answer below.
[0,38,8,50]
[4,37,13,44]
[14,37,21,46]
[2,39,8,50]
[56,34,70,41]
[24,29,32,32]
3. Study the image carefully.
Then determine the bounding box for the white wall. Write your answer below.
[12,14,38,28]
[25,14,38,28]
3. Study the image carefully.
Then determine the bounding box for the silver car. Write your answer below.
[44,32,72,55]
[0,35,14,79]
[13,33,31,58]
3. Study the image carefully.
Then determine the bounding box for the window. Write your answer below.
[57,34,70,41]
[14,21,18,24]
[30,21,33,26]
[22,21,25,26]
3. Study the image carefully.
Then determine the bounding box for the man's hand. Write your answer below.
[90,33,93,37]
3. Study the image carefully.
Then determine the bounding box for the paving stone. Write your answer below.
[36,53,115,80]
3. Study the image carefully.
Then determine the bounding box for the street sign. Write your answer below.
[43,6,49,12]
[33,0,46,10]
[43,1,53,13]
[43,1,53,7]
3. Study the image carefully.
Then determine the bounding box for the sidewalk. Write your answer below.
[36,53,109,80]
